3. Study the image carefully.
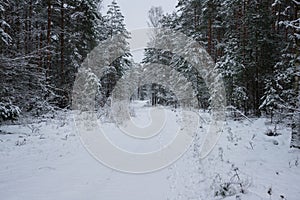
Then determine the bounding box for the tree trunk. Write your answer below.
[28,0,33,53]
[60,0,65,85]
[47,0,52,76]
[208,18,212,55]
[290,2,300,149]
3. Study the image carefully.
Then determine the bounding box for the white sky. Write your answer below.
[101,0,178,30]
[101,0,178,62]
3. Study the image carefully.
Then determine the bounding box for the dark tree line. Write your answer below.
[0,0,130,117]
[142,0,299,147]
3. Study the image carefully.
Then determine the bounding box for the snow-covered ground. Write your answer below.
[0,101,299,200]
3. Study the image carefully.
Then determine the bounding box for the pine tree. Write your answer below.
[99,0,131,102]
[270,0,299,148]
[0,0,11,47]
[0,0,107,116]
[216,0,247,112]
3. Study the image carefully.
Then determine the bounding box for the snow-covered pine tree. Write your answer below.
[52,0,105,107]
[216,0,248,113]
[99,0,131,102]
[167,1,211,108]
[201,0,222,59]
[0,0,52,117]
[0,0,11,47]
[271,0,300,148]
[0,0,107,118]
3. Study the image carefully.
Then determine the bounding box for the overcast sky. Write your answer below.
[102,0,178,30]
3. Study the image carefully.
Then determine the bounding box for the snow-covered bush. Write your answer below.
[212,167,251,198]
[0,102,21,121]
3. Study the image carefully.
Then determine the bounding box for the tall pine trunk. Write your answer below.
[47,0,52,76]
[60,0,65,85]
[290,2,299,149]
[207,18,212,55]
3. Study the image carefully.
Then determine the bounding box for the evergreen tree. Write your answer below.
[99,0,131,101]
[0,0,11,46]
[269,0,300,148]
[0,0,106,118]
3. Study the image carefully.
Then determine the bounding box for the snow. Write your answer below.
[0,101,300,200]
[292,0,300,6]
[0,102,21,120]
